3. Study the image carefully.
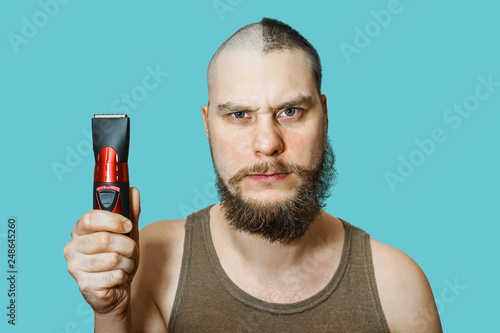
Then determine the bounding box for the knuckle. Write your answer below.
[63,243,72,260]
[106,252,120,267]
[67,261,78,276]
[116,270,127,283]
[115,269,125,280]
[80,211,94,231]
[95,232,111,249]
[78,279,91,294]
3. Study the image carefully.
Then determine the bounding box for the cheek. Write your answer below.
[209,123,252,178]
[285,124,324,168]
[287,137,317,168]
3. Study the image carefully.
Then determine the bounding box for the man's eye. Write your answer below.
[282,108,299,117]
[231,112,247,119]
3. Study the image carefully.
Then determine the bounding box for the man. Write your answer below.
[64,18,442,332]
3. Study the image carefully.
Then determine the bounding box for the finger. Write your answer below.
[79,252,135,274]
[72,210,132,237]
[79,270,129,294]
[71,232,138,258]
[129,187,141,245]
[67,253,135,282]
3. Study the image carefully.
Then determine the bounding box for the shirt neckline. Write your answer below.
[200,206,353,315]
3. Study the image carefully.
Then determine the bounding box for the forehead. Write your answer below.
[209,49,316,106]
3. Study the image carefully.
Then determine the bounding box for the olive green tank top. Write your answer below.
[168,205,390,332]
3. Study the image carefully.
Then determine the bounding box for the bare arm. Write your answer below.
[130,218,186,332]
[130,225,168,332]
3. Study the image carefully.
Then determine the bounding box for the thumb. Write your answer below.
[129,186,141,243]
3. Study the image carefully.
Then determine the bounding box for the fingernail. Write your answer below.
[123,221,133,232]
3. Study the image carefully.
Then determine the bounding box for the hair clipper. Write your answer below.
[92,114,131,232]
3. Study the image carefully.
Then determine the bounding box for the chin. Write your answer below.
[242,190,297,206]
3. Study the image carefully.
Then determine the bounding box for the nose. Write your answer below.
[251,117,284,157]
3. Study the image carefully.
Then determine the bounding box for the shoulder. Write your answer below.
[131,218,186,332]
[137,218,186,287]
[138,218,187,276]
[140,218,186,249]
[369,238,443,333]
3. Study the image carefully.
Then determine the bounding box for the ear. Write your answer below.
[202,104,209,139]
[320,94,328,129]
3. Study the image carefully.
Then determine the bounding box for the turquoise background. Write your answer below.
[1,0,498,331]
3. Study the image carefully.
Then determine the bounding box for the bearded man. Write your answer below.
[64,18,442,332]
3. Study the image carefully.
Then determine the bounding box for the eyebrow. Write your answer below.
[274,94,314,110]
[216,102,259,115]
[216,94,314,115]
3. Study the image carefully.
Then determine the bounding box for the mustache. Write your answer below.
[228,160,309,186]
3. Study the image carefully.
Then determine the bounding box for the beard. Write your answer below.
[212,136,336,244]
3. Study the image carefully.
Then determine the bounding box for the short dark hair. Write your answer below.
[260,18,322,94]
[207,17,323,96]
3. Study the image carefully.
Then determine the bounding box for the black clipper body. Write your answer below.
[92,114,130,223]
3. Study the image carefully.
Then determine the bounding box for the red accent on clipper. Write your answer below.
[94,147,129,183]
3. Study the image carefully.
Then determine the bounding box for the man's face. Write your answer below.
[202,48,334,243]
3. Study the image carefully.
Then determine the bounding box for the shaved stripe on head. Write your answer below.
[207,18,322,103]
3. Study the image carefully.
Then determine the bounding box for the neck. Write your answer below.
[210,204,344,278]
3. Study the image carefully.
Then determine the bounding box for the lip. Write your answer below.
[246,173,289,183]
